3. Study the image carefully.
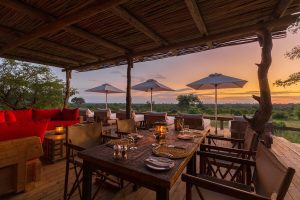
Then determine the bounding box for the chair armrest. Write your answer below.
[206,135,244,143]
[201,144,256,156]
[182,174,270,200]
[197,151,256,166]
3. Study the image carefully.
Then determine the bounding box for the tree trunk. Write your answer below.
[64,70,72,108]
[244,29,273,137]
[126,57,133,119]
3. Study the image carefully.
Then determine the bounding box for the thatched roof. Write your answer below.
[0,0,299,71]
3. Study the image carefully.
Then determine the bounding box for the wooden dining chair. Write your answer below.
[201,126,257,158]
[182,142,295,200]
[64,123,122,200]
[116,119,136,138]
[199,126,257,183]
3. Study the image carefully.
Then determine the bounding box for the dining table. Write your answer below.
[78,128,209,200]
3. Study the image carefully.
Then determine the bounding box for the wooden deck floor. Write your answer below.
[3,135,300,200]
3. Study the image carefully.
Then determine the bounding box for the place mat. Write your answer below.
[106,139,132,147]
[177,134,194,140]
[152,145,190,159]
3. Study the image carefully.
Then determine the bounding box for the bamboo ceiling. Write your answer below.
[0,0,299,71]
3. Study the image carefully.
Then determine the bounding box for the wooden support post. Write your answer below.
[64,70,72,108]
[126,57,133,119]
[244,29,273,137]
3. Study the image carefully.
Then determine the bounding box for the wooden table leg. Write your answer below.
[187,153,196,175]
[156,188,169,200]
[82,161,92,200]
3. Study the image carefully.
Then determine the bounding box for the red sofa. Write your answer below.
[0,108,79,142]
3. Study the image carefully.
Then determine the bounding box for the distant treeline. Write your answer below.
[71,103,300,120]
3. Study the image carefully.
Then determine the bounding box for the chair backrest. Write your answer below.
[67,123,102,149]
[116,110,136,120]
[117,119,136,134]
[94,109,111,123]
[144,112,167,128]
[243,126,257,151]
[178,114,204,130]
[254,142,295,200]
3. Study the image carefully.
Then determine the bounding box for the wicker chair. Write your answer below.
[116,119,136,138]
[175,114,210,130]
[94,109,116,126]
[182,142,295,200]
[64,123,121,200]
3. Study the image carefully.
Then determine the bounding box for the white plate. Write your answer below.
[145,163,171,170]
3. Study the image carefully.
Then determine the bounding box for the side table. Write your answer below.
[43,134,66,163]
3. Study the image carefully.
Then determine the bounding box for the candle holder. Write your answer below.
[55,126,64,135]
[154,122,167,144]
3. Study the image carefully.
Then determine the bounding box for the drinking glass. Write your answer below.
[183,125,190,133]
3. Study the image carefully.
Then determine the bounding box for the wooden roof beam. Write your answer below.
[0,25,100,61]
[16,47,80,66]
[273,0,294,18]
[65,26,129,54]
[0,0,128,54]
[72,14,299,71]
[185,0,213,48]
[2,54,66,68]
[112,6,168,46]
[0,0,129,55]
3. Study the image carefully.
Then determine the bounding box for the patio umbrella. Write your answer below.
[132,79,174,111]
[187,73,247,134]
[86,83,125,109]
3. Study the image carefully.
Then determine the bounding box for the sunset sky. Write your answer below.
[52,31,300,104]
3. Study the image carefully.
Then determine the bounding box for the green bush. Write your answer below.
[273,112,288,120]
[272,121,286,128]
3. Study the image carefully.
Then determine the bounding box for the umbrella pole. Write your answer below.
[150,88,153,111]
[106,92,108,109]
[215,84,218,134]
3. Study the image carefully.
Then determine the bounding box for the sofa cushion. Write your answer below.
[12,109,32,122]
[0,111,5,123]
[33,109,62,121]
[5,111,17,122]
[0,120,48,142]
[62,108,79,121]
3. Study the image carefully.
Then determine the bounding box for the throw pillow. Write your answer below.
[5,111,17,122]
[62,108,79,120]
[13,109,33,121]
[0,111,5,123]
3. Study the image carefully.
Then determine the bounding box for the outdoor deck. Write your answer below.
[3,133,300,200]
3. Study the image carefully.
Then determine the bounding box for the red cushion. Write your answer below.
[47,120,79,130]
[0,111,5,123]
[0,120,48,143]
[12,109,32,122]
[5,111,17,122]
[33,109,62,121]
[62,108,79,121]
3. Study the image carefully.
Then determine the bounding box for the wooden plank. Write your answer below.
[0,0,125,56]
[0,25,100,61]
[184,0,213,48]
[273,0,294,18]
[112,6,168,46]
[0,0,129,54]
[65,26,128,54]
[73,14,299,71]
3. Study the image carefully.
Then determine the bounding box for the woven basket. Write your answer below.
[152,146,190,159]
